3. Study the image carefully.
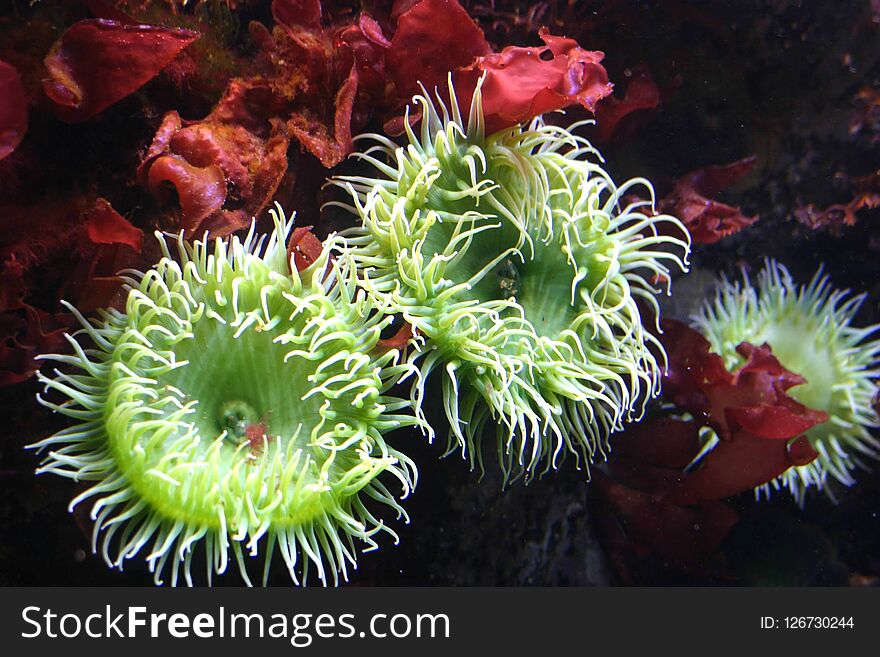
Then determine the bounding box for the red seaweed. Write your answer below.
[793,172,880,233]
[453,28,613,135]
[595,319,825,574]
[0,197,142,385]
[0,60,27,162]
[593,64,660,143]
[43,19,199,123]
[138,107,290,237]
[385,0,491,109]
[658,156,759,244]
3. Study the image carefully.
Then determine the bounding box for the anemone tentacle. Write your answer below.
[32,205,424,586]
[330,77,691,481]
[694,259,880,503]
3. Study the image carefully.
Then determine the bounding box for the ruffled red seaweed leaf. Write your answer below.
[593,64,660,143]
[336,14,391,109]
[137,0,613,229]
[286,63,359,168]
[85,198,143,252]
[793,172,880,233]
[385,0,490,108]
[658,156,759,244]
[669,430,819,506]
[43,19,199,123]
[594,469,739,576]
[138,108,289,237]
[0,60,27,162]
[0,196,144,386]
[662,319,828,442]
[75,199,144,312]
[453,27,613,135]
[0,259,68,387]
[596,320,825,574]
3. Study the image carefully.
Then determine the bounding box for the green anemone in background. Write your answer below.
[31,206,423,586]
[331,78,691,481]
[695,259,880,503]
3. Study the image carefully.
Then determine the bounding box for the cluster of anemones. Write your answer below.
[331,79,690,481]
[32,77,691,585]
[34,73,880,588]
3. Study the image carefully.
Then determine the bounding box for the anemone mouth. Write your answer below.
[330,77,691,481]
[31,206,424,586]
[694,259,880,503]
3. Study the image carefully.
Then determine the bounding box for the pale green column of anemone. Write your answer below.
[694,260,880,504]
[30,205,425,586]
[329,78,691,481]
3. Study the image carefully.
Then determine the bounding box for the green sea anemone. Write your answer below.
[30,206,423,586]
[694,260,880,502]
[330,79,690,480]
